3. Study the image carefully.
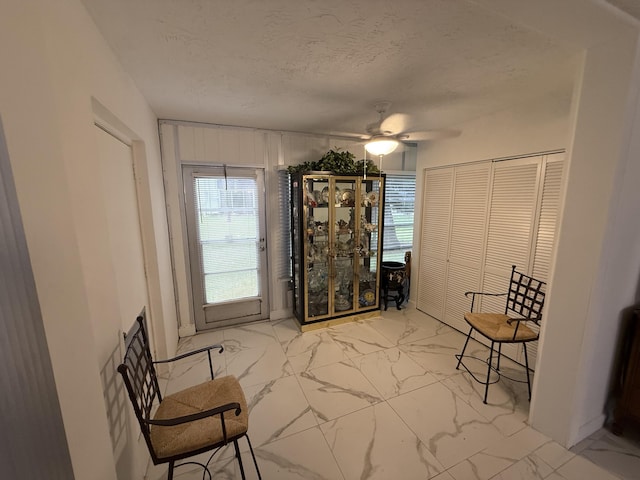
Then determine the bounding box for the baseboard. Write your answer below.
[178,323,196,337]
[570,413,606,448]
[270,308,293,321]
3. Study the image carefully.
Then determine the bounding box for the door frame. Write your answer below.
[182,165,270,330]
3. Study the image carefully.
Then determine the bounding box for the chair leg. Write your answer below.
[483,341,495,404]
[523,343,532,401]
[456,327,473,370]
[167,461,174,480]
[496,343,503,372]
[382,286,389,311]
[234,439,246,480]
[245,434,262,480]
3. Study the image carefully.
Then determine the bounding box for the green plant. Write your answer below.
[287,148,381,175]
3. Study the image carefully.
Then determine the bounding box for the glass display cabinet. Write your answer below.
[290,172,385,329]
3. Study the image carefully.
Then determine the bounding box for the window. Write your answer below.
[383,174,416,262]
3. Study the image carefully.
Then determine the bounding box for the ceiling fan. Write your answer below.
[349,102,461,156]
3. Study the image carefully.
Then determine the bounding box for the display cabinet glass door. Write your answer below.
[357,177,383,310]
[332,178,357,315]
[304,176,330,318]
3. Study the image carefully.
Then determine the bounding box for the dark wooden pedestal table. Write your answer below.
[380,261,408,311]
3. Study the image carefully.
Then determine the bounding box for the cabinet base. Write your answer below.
[299,310,381,332]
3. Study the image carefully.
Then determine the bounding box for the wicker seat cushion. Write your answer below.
[464,312,538,342]
[150,375,248,459]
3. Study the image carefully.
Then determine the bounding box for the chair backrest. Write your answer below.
[505,265,546,323]
[117,308,162,454]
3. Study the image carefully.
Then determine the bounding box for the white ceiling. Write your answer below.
[81,0,632,137]
[607,0,640,22]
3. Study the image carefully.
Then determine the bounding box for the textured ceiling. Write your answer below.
[82,0,586,137]
[606,0,640,22]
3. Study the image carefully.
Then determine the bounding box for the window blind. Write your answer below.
[382,174,416,262]
[277,169,292,279]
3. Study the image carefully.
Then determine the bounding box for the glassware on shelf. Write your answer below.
[334,294,351,311]
[308,267,328,293]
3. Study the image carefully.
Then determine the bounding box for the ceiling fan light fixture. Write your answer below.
[364,138,399,156]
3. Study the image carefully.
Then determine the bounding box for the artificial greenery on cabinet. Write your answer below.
[287,148,380,175]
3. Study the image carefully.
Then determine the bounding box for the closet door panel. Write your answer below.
[417,256,447,319]
[484,159,541,277]
[479,159,540,364]
[532,155,564,281]
[443,163,490,331]
[444,262,482,333]
[527,154,564,367]
[417,168,453,318]
[449,163,490,270]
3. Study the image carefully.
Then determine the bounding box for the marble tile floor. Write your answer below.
[147,306,640,480]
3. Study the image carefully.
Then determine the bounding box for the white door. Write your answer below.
[417,167,453,319]
[443,162,491,333]
[94,125,149,479]
[417,163,491,333]
[183,165,269,330]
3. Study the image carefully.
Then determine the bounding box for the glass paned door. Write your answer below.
[333,178,357,314]
[304,176,330,318]
[183,166,269,330]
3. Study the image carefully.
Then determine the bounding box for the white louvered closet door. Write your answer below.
[527,153,564,366]
[418,153,564,369]
[532,154,564,281]
[478,157,542,362]
[443,163,491,332]
[417,168,453,318]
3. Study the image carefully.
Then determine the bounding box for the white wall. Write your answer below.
[0,0,176,477]
[417,94,571,169]
[532,29,640,446]
[571,42,640,440]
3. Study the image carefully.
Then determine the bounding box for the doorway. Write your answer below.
[183,165,269,330]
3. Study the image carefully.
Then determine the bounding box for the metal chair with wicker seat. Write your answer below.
[117,308,262,480]
[455,265,546,404]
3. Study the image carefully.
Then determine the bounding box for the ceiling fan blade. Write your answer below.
[380,113,410,135]
[324,130,370,140]
[402,129,462,141]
